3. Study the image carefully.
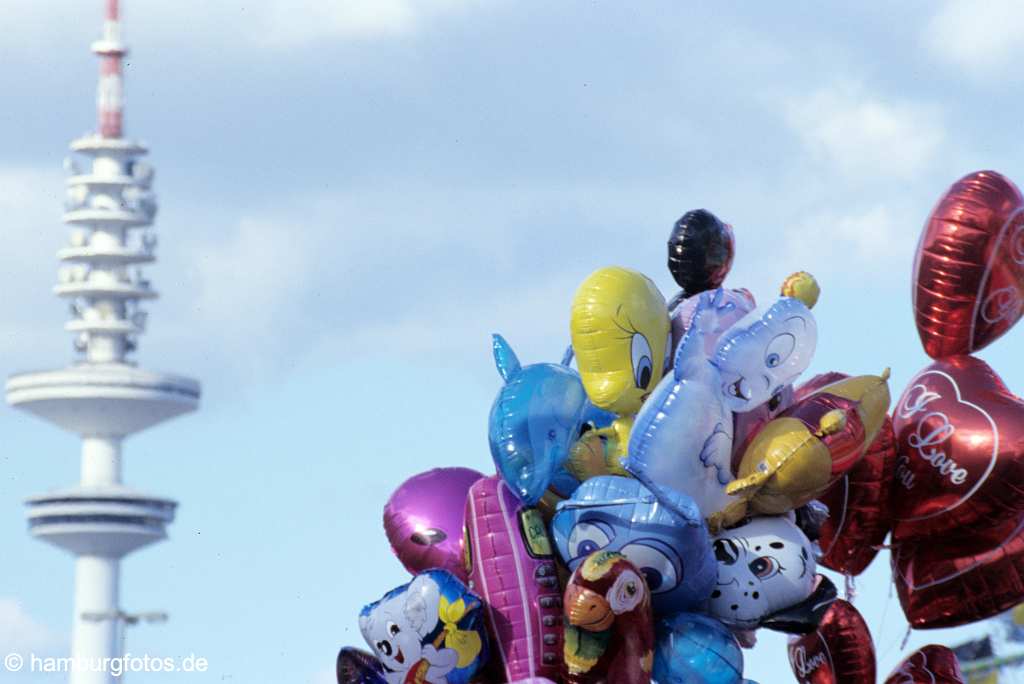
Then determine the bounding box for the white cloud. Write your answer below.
[188,215,322,360]
[0,598,63,658]
[924,0,1024,76]
[779,203,918,283]
[0,0,480,53]
[0,165,72,364]
[254,0,448,47]
[784,82,944,181]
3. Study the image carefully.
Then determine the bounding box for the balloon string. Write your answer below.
[900,625,912,651]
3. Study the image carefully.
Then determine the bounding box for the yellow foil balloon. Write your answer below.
[813,369,891,445]
[570,266,670,473]
[781,271,821,309]
[565,422,633,481]
[709,415,835,531]
[710,369,892,531]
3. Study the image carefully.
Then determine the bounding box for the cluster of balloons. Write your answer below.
[336,186,1024,682]
[784,170,1024,684]
[889,170,1024,634]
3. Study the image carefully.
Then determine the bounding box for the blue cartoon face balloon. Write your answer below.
[654,612,745,684]
[551,475,716,614]
[713,296,817,413]
[488,334,589,505]
[359,570,487,684]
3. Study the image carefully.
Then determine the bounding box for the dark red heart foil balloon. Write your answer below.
[891,355,1024,541]
[787,599,875,684]
[817,416,896,576]
[914,170,1024,359]
[893,513,1024,628]
[884,645,965,684]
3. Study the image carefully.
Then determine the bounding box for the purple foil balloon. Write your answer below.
[383,467,485,581]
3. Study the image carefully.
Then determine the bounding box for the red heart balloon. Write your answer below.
[890,355,1024,541]
[914,170,1024,359]
[817,416,897,576]
[893,513,1024,628]
[914,170,1024,358]
[787,599,875,684]
[884,645,965,684]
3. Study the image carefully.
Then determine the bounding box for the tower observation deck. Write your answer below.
[5,3,200,682]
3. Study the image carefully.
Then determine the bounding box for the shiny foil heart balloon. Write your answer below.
[914,170,1024,359]
[787,600,875,684]
[891,355,1024,541]
[817,415,897,576]
[884,645,965,684]
[893,513,1024,628]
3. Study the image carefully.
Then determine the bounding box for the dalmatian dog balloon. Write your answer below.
[705,516,817,631]
[628,288,817,518]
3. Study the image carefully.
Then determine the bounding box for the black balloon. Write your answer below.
[667,209,735,303]
[761,575,838,635]
[336,647,386,684]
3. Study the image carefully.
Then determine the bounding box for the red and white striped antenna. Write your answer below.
[92,0,127,138]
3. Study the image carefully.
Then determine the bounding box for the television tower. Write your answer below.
[5,2,200,682]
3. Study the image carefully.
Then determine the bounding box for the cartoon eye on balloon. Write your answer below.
[619,539,681,594]
[608,568,646,614]
[568,519,615,562]
[748,555,782,581]
[764,333,795,369]
[630,332,654,390]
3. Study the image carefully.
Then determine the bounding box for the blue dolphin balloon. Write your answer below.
[488,334,589,505]
[654,612,746,684]
[551,475,716,614]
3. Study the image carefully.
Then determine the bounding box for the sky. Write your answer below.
[2,0,1024,682]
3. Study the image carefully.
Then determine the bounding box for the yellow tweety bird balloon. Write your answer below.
[569,266,670,476]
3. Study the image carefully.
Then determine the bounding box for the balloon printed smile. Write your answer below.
[726,377,750,402]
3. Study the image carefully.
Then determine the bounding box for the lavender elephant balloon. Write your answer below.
[669,288,756,361]
[627,289,817,519]
[384,467,484,581]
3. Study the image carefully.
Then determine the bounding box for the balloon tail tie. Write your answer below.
[844,574,857,601]
[900,625,912,650]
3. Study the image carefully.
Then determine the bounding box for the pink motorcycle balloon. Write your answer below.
[383,467,485,581]
[465,475,563,682]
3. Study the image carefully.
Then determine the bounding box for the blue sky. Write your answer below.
[2,1,1024,681]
